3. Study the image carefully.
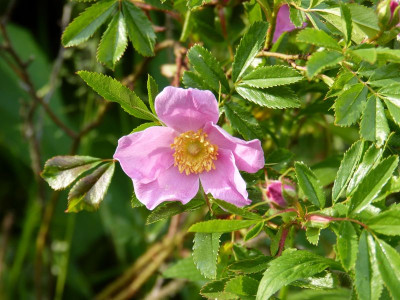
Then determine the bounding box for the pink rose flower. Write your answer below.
[273,5,297,42]
[266,180,295,207]
[114,87,265,210]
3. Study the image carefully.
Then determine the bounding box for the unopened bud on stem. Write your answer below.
[265,180,295,208]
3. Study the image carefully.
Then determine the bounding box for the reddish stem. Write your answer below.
[277,227,289,256]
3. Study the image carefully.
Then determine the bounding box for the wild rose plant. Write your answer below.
[7,0,398,298]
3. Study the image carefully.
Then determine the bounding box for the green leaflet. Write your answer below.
[375,238,400,299]
[289,5,306,27]
[316,4,379,43]
[360,96,389,146]
[240,66,302,89]
[213,198,262,220]
[366,206,400,236]
[67,162,115,212]
[97,11,128,69]
[244,221,264,241]
[163,256,206,281]
[187,45,230,93]
[291,272,337,290]
[332,140,364,202]
[340,3,352,45]
[77,71,156,121]
[348,47,377,64]
[376,48,400,63]
[236,85,301,109]
[368,64,400,87]
[348,155,399,214]
[336,222,358,271]
[379,83,400,125]
[62,0,117,47]
[182,71,211,90]
[296,28,341,51]
[193,232,221,279]
[122,1,156,56]
[305,227,320,246]
[147,74,158,114]
[146,198,204,224]
[295,161,326,208]
[131,192,144,208]
[188,219,260,233]
[326,70,357,99]
[256,250,339,300]
[224,275,259,298]
[334,83,368,126]
[224,101,263,140]
[232,21,269,82]
[228,256,271,274]
[200,279,237,299]
[355,231,383,300]
[41,155,102,190]
[346,144,383,196]
[130,122,159,133]
[306,51,343,78]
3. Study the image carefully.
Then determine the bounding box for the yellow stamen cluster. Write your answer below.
[171,129,218,175]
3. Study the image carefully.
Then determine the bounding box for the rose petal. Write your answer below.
[203,122,264,173]
[134,166,199,210]
[155,87,219,132]
[200,149,250,207]
[114,126,176,184]
[273,5,297,42]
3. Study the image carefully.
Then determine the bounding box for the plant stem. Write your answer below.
[264,6,279,50]
[0,22,77,139]
[257,51,302,60]
[277,226,290,256]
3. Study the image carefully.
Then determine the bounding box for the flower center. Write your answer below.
[171,129,218,175]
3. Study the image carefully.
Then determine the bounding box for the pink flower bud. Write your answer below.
[266,180,295,207]
[308,215,332,224]
[391,0,399,15]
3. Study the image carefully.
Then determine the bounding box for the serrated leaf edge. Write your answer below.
[96,11,129,70]
[237,85,301,109]
[61,0,117,47]
[241,65,303,89]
